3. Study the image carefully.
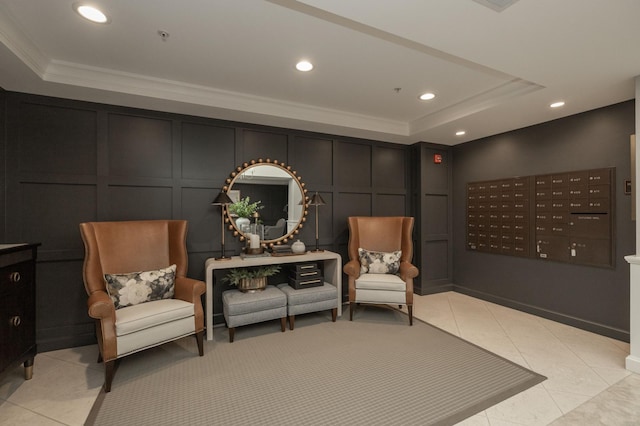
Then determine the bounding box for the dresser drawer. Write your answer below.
[1,289,35,362]
[0,261,34,295]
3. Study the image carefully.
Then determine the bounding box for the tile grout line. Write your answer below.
[1,397,70,425]
[444,292,463,337]
[533,315,620,391]
[479,297,571,424]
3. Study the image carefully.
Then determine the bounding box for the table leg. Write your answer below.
[206,267,214,341]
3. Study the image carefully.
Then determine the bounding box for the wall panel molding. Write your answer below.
[412,142,453,294]
[3,90,411,349]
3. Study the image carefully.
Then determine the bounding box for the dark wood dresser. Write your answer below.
[0,243,39,380]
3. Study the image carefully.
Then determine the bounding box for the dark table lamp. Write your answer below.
[309,192,326,252]
[211,191,233,260]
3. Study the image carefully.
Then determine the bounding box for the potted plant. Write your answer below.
[227,196,263,231]
[222,265,281,292]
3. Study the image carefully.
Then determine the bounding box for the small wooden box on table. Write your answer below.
[287,262,323,289]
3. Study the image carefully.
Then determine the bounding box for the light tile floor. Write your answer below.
[413,292,639,425]
[0,291,637,425]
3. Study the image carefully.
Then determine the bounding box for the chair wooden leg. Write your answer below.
[289,315,295,330]
[104,360,116,393]
[195,331,204,356]
[331,308,337,322]
[349,302,354,321]
[408,305,413,326]
[229,327,235,343]
[280,317,286,332]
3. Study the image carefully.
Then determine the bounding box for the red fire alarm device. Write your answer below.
[434,154,442,164]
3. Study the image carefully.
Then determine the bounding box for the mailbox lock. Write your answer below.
[570,242,577,257]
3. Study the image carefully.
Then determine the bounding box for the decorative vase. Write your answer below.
[235,217,250,233]
[237,276,267,293]
[291,240,306,254]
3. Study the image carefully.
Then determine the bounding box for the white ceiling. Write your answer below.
[0,0,638,145]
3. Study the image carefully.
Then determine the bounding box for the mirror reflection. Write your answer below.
[224,161,307,245]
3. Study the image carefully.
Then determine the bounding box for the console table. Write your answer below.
[204,251,342,341]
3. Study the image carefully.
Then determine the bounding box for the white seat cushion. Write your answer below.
[117,317,195,357]
[115,299,194,336]
[355,273,406,291]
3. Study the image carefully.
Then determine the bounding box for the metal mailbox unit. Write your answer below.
[467,176,532,258]
[467,167,615,268]
[535,168,614,267]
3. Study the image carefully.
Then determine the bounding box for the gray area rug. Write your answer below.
[86,306,545,426]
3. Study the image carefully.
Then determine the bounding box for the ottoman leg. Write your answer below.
[289,315,295,331]
[229,327,235,343]
[280,317,286,332]
[331,308,337,322]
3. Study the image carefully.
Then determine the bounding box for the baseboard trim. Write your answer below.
[37,332,96,352]
[38,288,629,350]
[626,355,640,373]
[416,283,454,296]
[37,321,97,352]
[453,286,630,342]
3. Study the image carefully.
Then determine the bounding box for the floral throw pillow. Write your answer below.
[358,248,401,275]
[104,264,177,309]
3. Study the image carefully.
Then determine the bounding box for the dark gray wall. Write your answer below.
[0,90,5,233]
[411,143,454,294]
[2,88,633,349]
[452,100,635,340]
[2,91,410,351]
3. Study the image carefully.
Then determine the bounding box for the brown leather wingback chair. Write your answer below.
[343,216,419,325]
[79,220,205,392]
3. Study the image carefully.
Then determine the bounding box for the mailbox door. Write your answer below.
[569,214,610,238]
[571,238,612,267]
[536,236,570,262]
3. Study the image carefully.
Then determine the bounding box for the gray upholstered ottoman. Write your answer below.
[277,283,338,330]
[222,285,287,342]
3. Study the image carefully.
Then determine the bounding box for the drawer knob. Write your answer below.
[9,271,21,283]
[9,316,21,327]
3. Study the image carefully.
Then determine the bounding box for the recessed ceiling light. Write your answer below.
[296,61,313,72]
[456,130,466,136]
[419,92,436,101]
[550,101,565,108]
[73,3,109,23]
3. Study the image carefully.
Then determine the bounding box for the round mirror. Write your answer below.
[223,159,308,246]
